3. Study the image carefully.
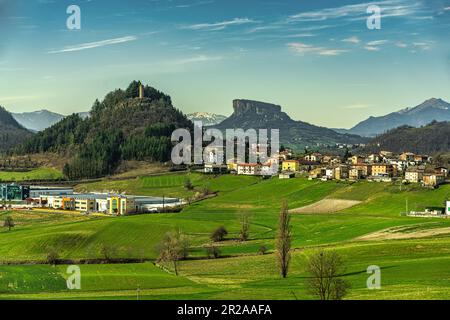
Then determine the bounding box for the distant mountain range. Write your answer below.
[12,110,64,132]
[365,120,450,154]
[212,99,365,149]
[334,98,450,137]
[11,109,90,132]
[187,112,227,126]
[0,106,33,152]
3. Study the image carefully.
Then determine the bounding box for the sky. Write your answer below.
[0,0,449,128]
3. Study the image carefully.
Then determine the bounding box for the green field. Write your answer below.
[0,172,449,299]
[0,167,63,181]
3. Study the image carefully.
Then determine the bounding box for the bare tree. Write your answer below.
[307,250,350,300]
[238,212,251,241]
[100,244,116,262]
[157,230,189,276]
[276,200,291,278]
[205,245,220,259]
[47,247,59,266]
[3,216,14,231]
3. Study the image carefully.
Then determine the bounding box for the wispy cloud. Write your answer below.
[48,36,138,53]
[181,18,256,31]
[175,0,214,8]
[340,103,371,109]
[288,42,347,56]
[364,40,388,51]
[395,42,408,48]
[342,36,360,44]
[367,40,388,46]
[364,46,381,51]
[170,55,223,65]
[287,0,424,23]
[413,41,432,50]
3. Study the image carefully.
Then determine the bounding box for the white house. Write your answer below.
[325,168,335,179]
[237,163,261,175]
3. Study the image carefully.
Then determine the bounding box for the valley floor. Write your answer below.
[0,173,449,300]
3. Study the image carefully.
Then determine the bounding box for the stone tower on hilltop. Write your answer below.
[139,83,144,99]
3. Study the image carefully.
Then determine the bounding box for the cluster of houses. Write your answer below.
[280,150,448,187]
[203,148,448,188]
[0,184,183,215]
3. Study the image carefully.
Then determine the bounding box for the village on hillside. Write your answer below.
[204,145,448,188]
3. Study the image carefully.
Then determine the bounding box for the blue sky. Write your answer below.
[0,0,449,128]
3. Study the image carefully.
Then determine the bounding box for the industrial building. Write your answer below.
[0,184,30,201]
[38,193,183,215]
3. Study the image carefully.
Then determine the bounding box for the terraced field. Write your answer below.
[0,173,449,299]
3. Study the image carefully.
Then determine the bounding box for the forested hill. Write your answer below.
[0,106,33,152]
[15,81,192,179]
[365,121,450,154]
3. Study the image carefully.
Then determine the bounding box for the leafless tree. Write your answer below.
[238,212,251,241]
[3,216,14,231]
[307,250,350,300]
[157,230,190,276]
[276,200,291,278]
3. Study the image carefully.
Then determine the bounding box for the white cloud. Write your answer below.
[444,7,450,11]
[367,40,388,46]
[181,18,256,31]
[288,42,347,56]
[342,36,360,44]
[170,55,223,65]
[48,36,138,53]
[364,46,380,51]
[395,42,408,48]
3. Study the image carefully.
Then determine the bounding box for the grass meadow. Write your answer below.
[0,172,449,299]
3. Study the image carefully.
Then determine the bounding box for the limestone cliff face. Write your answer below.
[212,99,366,150]
[233,100,282,116]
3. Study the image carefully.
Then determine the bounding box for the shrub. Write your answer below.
[211,226,228,242]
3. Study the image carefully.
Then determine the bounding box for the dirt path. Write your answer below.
[290,199,361,214]
[357,226,450,241]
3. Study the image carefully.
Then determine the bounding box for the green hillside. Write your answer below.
[0,106,33,152]
[15,81,192,180]
[0,174,449,299]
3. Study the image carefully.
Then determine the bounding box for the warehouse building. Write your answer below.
[0,184,30,201]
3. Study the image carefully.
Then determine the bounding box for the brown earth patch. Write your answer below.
[357,226,450,241]
[290,199,361,214]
